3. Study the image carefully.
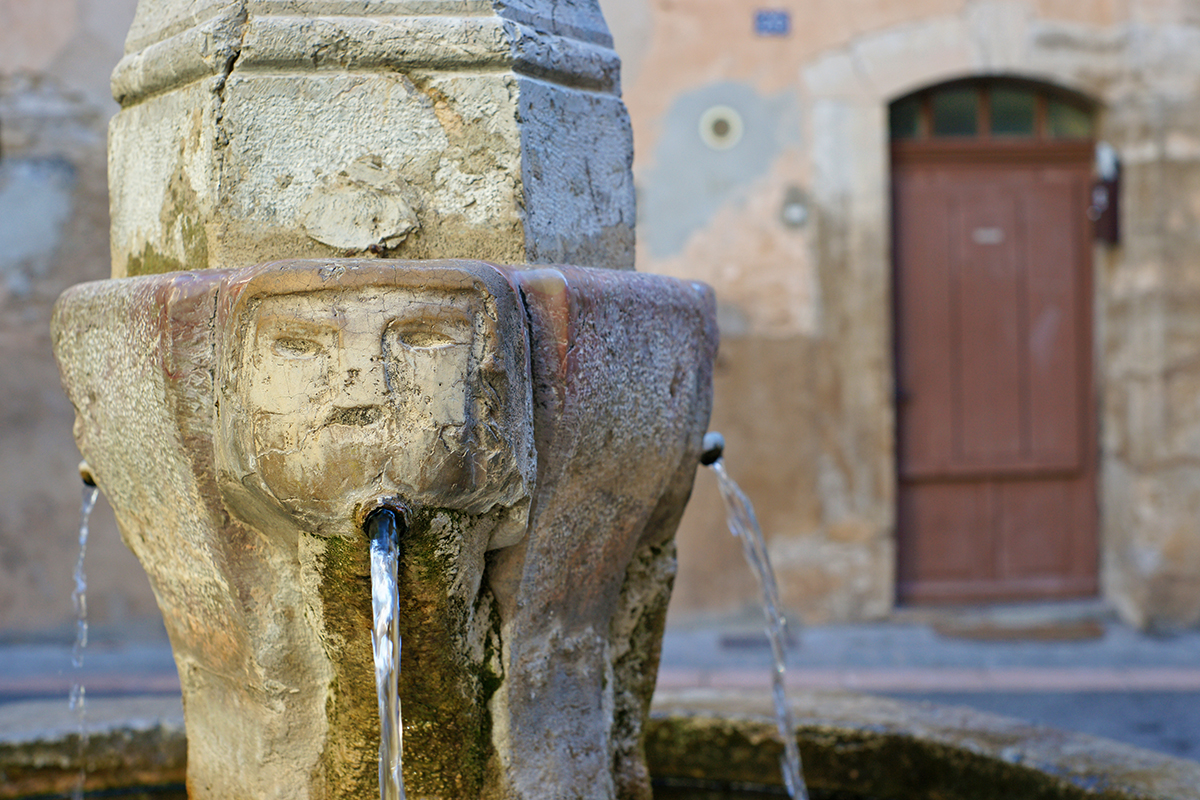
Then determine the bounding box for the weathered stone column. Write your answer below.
[109,0,636,276]
[71,3,717,799]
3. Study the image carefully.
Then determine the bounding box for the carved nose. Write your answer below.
[335,348,389,407]
[326,405,384,426]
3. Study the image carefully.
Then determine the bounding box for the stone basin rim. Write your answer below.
[648,688,1200,800]
[3,690,1199,799]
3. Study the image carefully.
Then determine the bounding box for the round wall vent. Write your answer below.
[698,105,744,150]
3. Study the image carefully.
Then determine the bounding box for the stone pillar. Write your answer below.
[108,0,636,277]
[76,4,713,798]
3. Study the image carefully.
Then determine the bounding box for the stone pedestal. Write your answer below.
[53,259,716,799]
[109,1,636,277]
[72,3,715,796]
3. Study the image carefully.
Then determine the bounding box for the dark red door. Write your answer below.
[893,144,1097,604]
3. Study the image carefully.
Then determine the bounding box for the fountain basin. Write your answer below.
[4,690,1199,799]
[648,689,1200,799]
[51,258,718,799]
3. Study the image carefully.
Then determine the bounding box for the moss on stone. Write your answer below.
[314,532,377,799]
[644,713,1152,800]
[314,509,501,799]
[394,509,489,798]
[126,243,183,277]
[181,216,209,272]
[124,156,211,277]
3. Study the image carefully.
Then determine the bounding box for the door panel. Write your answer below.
[894,176,956,477]
[953,186,1025,464]
[998,479,1072,576]
[1024,174,1083,467]
[893,150,1097,604]
[897,482,994,584]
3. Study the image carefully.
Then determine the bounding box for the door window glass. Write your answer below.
[890,96,922,140]
[991,87,1036,137]
[891,80,1094,142]
[1047,99,1093,138]
[931,88,978,137]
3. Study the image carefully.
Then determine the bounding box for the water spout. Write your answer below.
[78,460,96,488]
[71,475,100,800]
[365,506,407,800]
[705,435,809,800]
[700,431,725,466]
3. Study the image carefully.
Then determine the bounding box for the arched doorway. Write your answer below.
[890,78,1099,604]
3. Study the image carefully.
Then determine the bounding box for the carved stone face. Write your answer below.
[214,265,534,536]
[246,287,479,507]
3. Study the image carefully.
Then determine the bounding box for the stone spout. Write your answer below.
[52,259,716,800]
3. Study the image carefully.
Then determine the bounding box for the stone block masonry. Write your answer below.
[109,0,637,278]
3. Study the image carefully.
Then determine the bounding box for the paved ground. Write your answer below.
[657,601,1200,761]
[873,690,1200,761]
[3,602,1200,762]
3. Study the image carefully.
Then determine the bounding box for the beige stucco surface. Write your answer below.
[8,0,1200,637]
[0,0,156,636]
[605,0,1200,629]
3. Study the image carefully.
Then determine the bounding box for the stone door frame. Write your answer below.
[799,14,1114,616]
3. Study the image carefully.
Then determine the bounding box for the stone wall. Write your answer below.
[0,0,159,636]
[604,0,1200,629]
[8,0,1200,636]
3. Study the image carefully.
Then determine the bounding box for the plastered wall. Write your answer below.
[605,0,1200,629]
[7,0,1200,635]
[0,0,160,636]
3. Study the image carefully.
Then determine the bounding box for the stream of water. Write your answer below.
[709,459,809,800]
[367,508,406,800]
[71,483,100,800]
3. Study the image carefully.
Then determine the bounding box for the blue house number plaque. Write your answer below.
[754,9,790,36]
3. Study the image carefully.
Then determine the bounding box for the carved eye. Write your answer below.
[396,328,458,349]
[273,336,322,358]
[391,318,468,349]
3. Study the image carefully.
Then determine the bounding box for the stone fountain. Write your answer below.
[26,3,1200,800]
[53,258,715,799]
[51,1,717,798]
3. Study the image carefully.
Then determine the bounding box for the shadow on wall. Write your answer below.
[0,158,76,301]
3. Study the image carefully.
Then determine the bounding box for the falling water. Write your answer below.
[366,507,406,800]
[70,482,100,800]
[708,455,809,800]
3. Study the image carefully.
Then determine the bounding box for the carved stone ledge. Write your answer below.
[109,2,636,277]
[112,2,621,106]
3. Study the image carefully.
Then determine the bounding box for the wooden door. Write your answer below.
[892,143,1097,604]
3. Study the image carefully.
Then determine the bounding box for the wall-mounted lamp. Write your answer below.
[780,186,808,229]
[1090,141,1120,244]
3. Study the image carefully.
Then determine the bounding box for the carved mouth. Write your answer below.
[325,406,384,427]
